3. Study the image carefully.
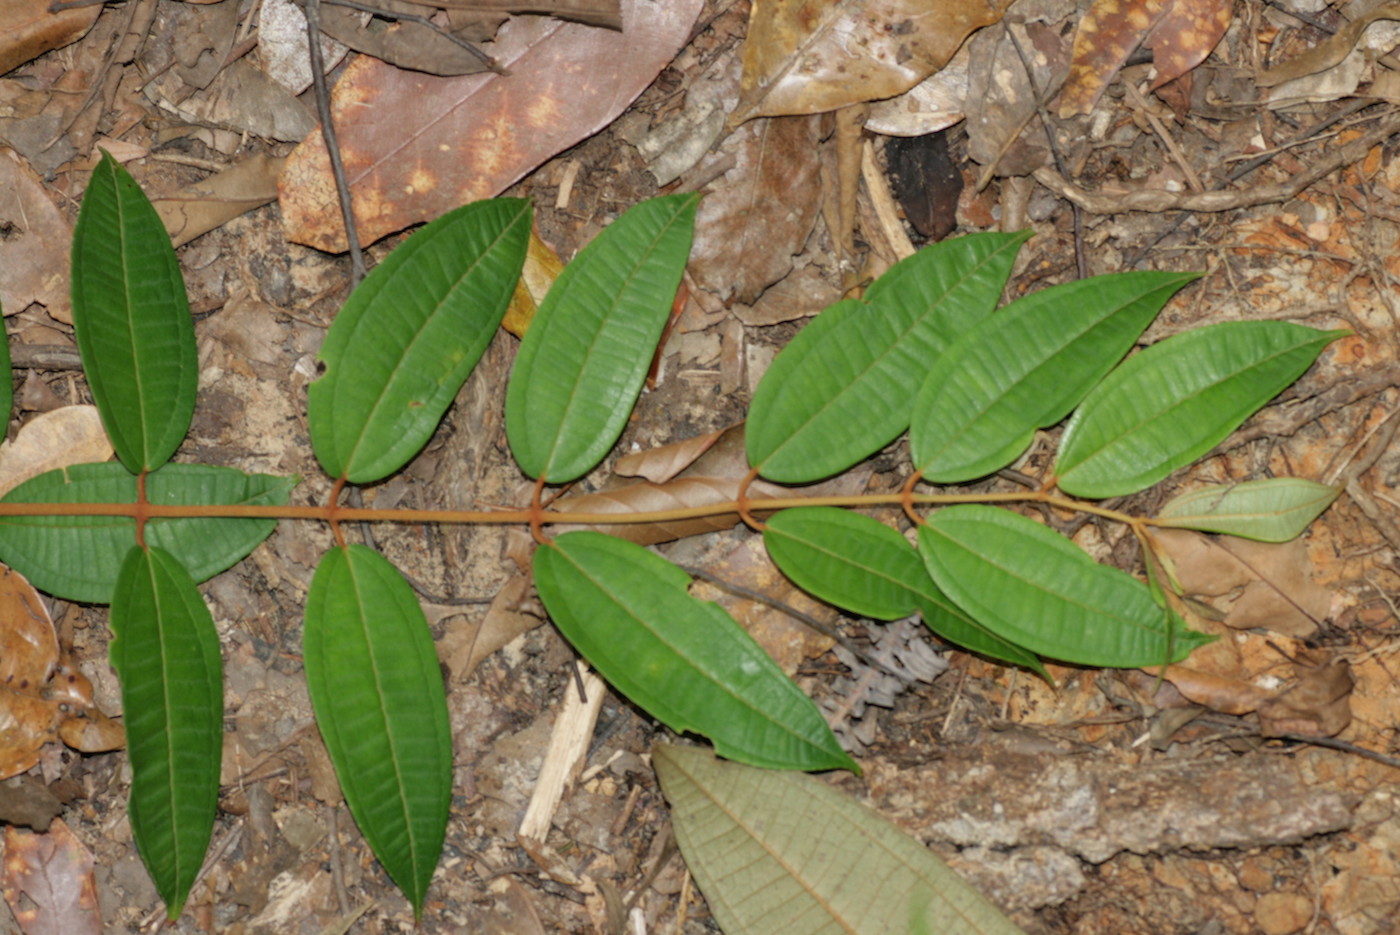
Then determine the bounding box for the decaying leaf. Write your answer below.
[613,425,730,484]
[1257,649,1353,738]
[1258,2,1400,88]
[0,407,113,498]
[731,0,1016,126]
[0,149,73,321]
[549,476,790,545]
[1059,0,1232,118]
[152,153,285,248]
[1152,529,1331,638]
[317,0,502,77]
[502,228,565,338]
[434,575,543,681]
[688,115,822,303]
[280,0,703,251]
[0,0,100,76]
[1,819,101,935]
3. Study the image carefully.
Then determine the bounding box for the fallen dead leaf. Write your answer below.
[502,228,565,339]
[613,425,729,484]
[1258,2,1400,88]
[0,0,100,76]
[0,406,113,499]
[152,152,286,248]
[1257,649,1353,738]
[436,575,543,682]
[280,0,704,251]
[0,148,73,322]
[731,0,1015,126]
[0,819,101,935]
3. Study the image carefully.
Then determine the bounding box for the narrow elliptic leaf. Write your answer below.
[534,531,855,772]
[1056,322,1346,498]
[1154,478,1341,542]
[110,545,221,919]
[303,545,452,917]
[747,231,1030,484]
[918,505,1213,667]
[912,272,1198,483]
[308,198,531,483]
[0,462,296,603]
[506,193,699,483]
[763,507,1044,675]
[71,151,197,473]
[653,743,1026,935]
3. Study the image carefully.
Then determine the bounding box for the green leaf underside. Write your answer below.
[0,462,295,603]
[71,151,197,473]
[918,505,1212,668]
[746,231,1031,484]
[110,545,222,919]
[506,193,699,483]
[303,545,452,916]
[912,272,1198,483]
[763,508,1044,675]
[308,198,531,483]
[534,531,855,773]
[653,744,1027,935]
[1154,479,1341,542]
[1056,322,1346,498]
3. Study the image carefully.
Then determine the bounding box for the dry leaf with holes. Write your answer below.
[731,0,1015,126]
[1059,0,1232,118]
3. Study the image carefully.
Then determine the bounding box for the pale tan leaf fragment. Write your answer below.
[654,743,1026,935]
[435,576,543,682]
[1,819,101,935]
[153,153,285,248]
[502,229,564,339]
[732,0,1015,126]
[259,0,351,96]
[280,0,703,251]
[0,407,112,499]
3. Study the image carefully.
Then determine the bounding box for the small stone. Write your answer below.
[1238,856,1273,892]
[1254,891,1312,935]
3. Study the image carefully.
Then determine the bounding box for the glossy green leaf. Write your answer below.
[654,743,1026,935]
[918,505,1213,667]
[506,193,699,483]
[308,198,531,483]
[0,462,295,603]
[303,545,452,917]
[764,507,1044,675]
[1154,478,1341,542]
[1056,322,1347,498]
[71,151,197,473]
[911,272,1198,483]
[110,545,222,919]
[534,531,855,772]
[746,231,1030,484]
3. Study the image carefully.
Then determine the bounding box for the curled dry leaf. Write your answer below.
[732,0,1015,127]
[613,425,730,484]
[1,819,101,935]
[549,476,790,545]
[280,0,703,251]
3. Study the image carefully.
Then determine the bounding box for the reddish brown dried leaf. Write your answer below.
[548,476,789,545]
[0,0,99,76]
[1,820,101,935]
[613,426,730,483]
[280,0,703,251]
[0,566,60,780]
[1060,0,1171,118]
[1146,0,1231,92]
[689,116,822,303]
[1141,664,1270,716]
[1258,651,1353,738]
[732,0,1015,126]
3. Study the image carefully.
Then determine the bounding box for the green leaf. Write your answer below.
[534,531,855,773]
[506,193,699,483]
[0,462,295,603]
[764,507,1044,675]
[303,545,452,917]
[746,231,1030,484]
[1154,478,1341,542]
[1056,322,1347,498]
[653,743,1026,935]
[71,151,197,473]
[308,198,531,483]
[911,272,1197,483]
[110,545,222,919]
[918,505,1213,667]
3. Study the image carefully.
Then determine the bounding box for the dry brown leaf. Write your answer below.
[688,115,822,304]
[0,407,113,499]
[1,819,101,935]
[280,0,703,251]
[548,476,789,545]
[1258,2,1400,88]
[435,576,543,681]
[0,148,72,321]
[0,566,63,781]
[1145,0,1231,92]
[613,425,729,484]
[731,0,1015,126]
[1138,664,1271,715]
[0,0,100,76]
[318,0,501,77]
[502,228,564,339]
[152,153,285,248]
[1257,650,1353,738]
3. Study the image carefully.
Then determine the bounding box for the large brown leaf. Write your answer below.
[1,819,101,935]
[731,0,1015,126]
[280,0,703,251]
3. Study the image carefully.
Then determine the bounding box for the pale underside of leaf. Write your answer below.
[1153,478,1341,542]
